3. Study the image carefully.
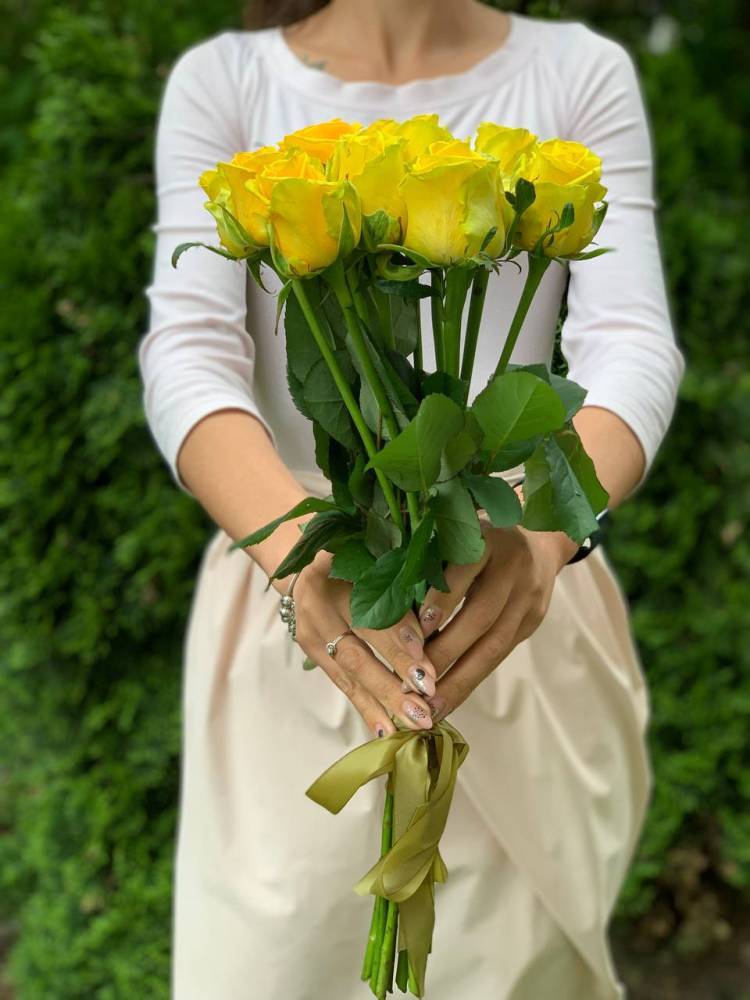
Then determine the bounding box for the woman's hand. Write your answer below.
[416,516,580,722]
[291,549,439,738]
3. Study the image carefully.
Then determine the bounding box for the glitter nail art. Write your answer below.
[404,701,429,723]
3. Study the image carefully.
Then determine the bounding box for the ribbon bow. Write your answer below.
[306,718,470,996]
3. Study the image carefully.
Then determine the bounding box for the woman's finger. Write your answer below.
[354,607,437,697]
[417,550,490,639]
[425,570,514,677]
[320,657,397,739]
[326,632,434,731]
[426,598,528,721]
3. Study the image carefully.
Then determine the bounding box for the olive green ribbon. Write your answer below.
[306,719,469,997]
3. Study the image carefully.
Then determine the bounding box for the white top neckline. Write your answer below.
[261,12,537,110]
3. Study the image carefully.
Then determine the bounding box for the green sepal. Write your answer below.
[247,254,270,293]
[171,241,241,267]
[375,243,433,271]
[362,209,401,253]
[274,279,293,334]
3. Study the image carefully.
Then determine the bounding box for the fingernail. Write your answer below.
[402,699,433,729]
[375,724,386,738]
[427,696,448,723]
[420,606,442,636]
[407,665,436,697]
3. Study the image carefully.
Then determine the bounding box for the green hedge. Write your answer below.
[0,0,747,994]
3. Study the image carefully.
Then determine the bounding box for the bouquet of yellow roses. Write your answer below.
[173,114,609,998]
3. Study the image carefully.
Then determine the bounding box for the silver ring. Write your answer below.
[325,629,353,659]
[279,571,300,641]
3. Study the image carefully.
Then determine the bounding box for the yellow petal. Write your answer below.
[218,161,272,245]
[351,141,407,223]
[474,124,537,175]
[269,177,361,277]
[394,114,454,162]
[400,160,487,265]
[280,117,362,163]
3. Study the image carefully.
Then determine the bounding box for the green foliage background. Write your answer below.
[0,0,747,994]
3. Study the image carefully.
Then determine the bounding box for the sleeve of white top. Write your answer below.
[137,33,276,494]
[557,28,685,486]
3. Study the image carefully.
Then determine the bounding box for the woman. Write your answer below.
[138,1,685,997]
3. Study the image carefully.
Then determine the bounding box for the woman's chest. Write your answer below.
[244,64,566,151]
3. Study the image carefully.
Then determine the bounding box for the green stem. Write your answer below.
[362,787,393,982]
[375,899,398,998]
[370,784,394,992]
[330,261,401,442]
[334,262,422,534]
[291,280,403,532]
[494,254,551,377]
[430,269,445,370]
[362,897,380,981]
[369,896,387,993]
[460,266,489,387]
[442,267,471,379]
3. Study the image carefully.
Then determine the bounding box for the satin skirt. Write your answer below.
[171,469,651,1000]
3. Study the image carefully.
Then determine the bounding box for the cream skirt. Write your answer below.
[171,469,651,1000]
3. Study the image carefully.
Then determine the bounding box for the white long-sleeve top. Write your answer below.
[138,11,685,493]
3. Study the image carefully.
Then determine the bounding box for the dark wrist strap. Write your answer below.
[567,506,609,563]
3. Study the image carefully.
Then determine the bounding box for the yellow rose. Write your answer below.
[473,124,537,178]
[328,130,407,244]
[268,177,362,278]
[362,114,454,164]
[398,144,512,265]
[530,138,606,193]
[199,166,255,257]
[512,138,607,257]
[213,148,325,246]
[279,117,362,163]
